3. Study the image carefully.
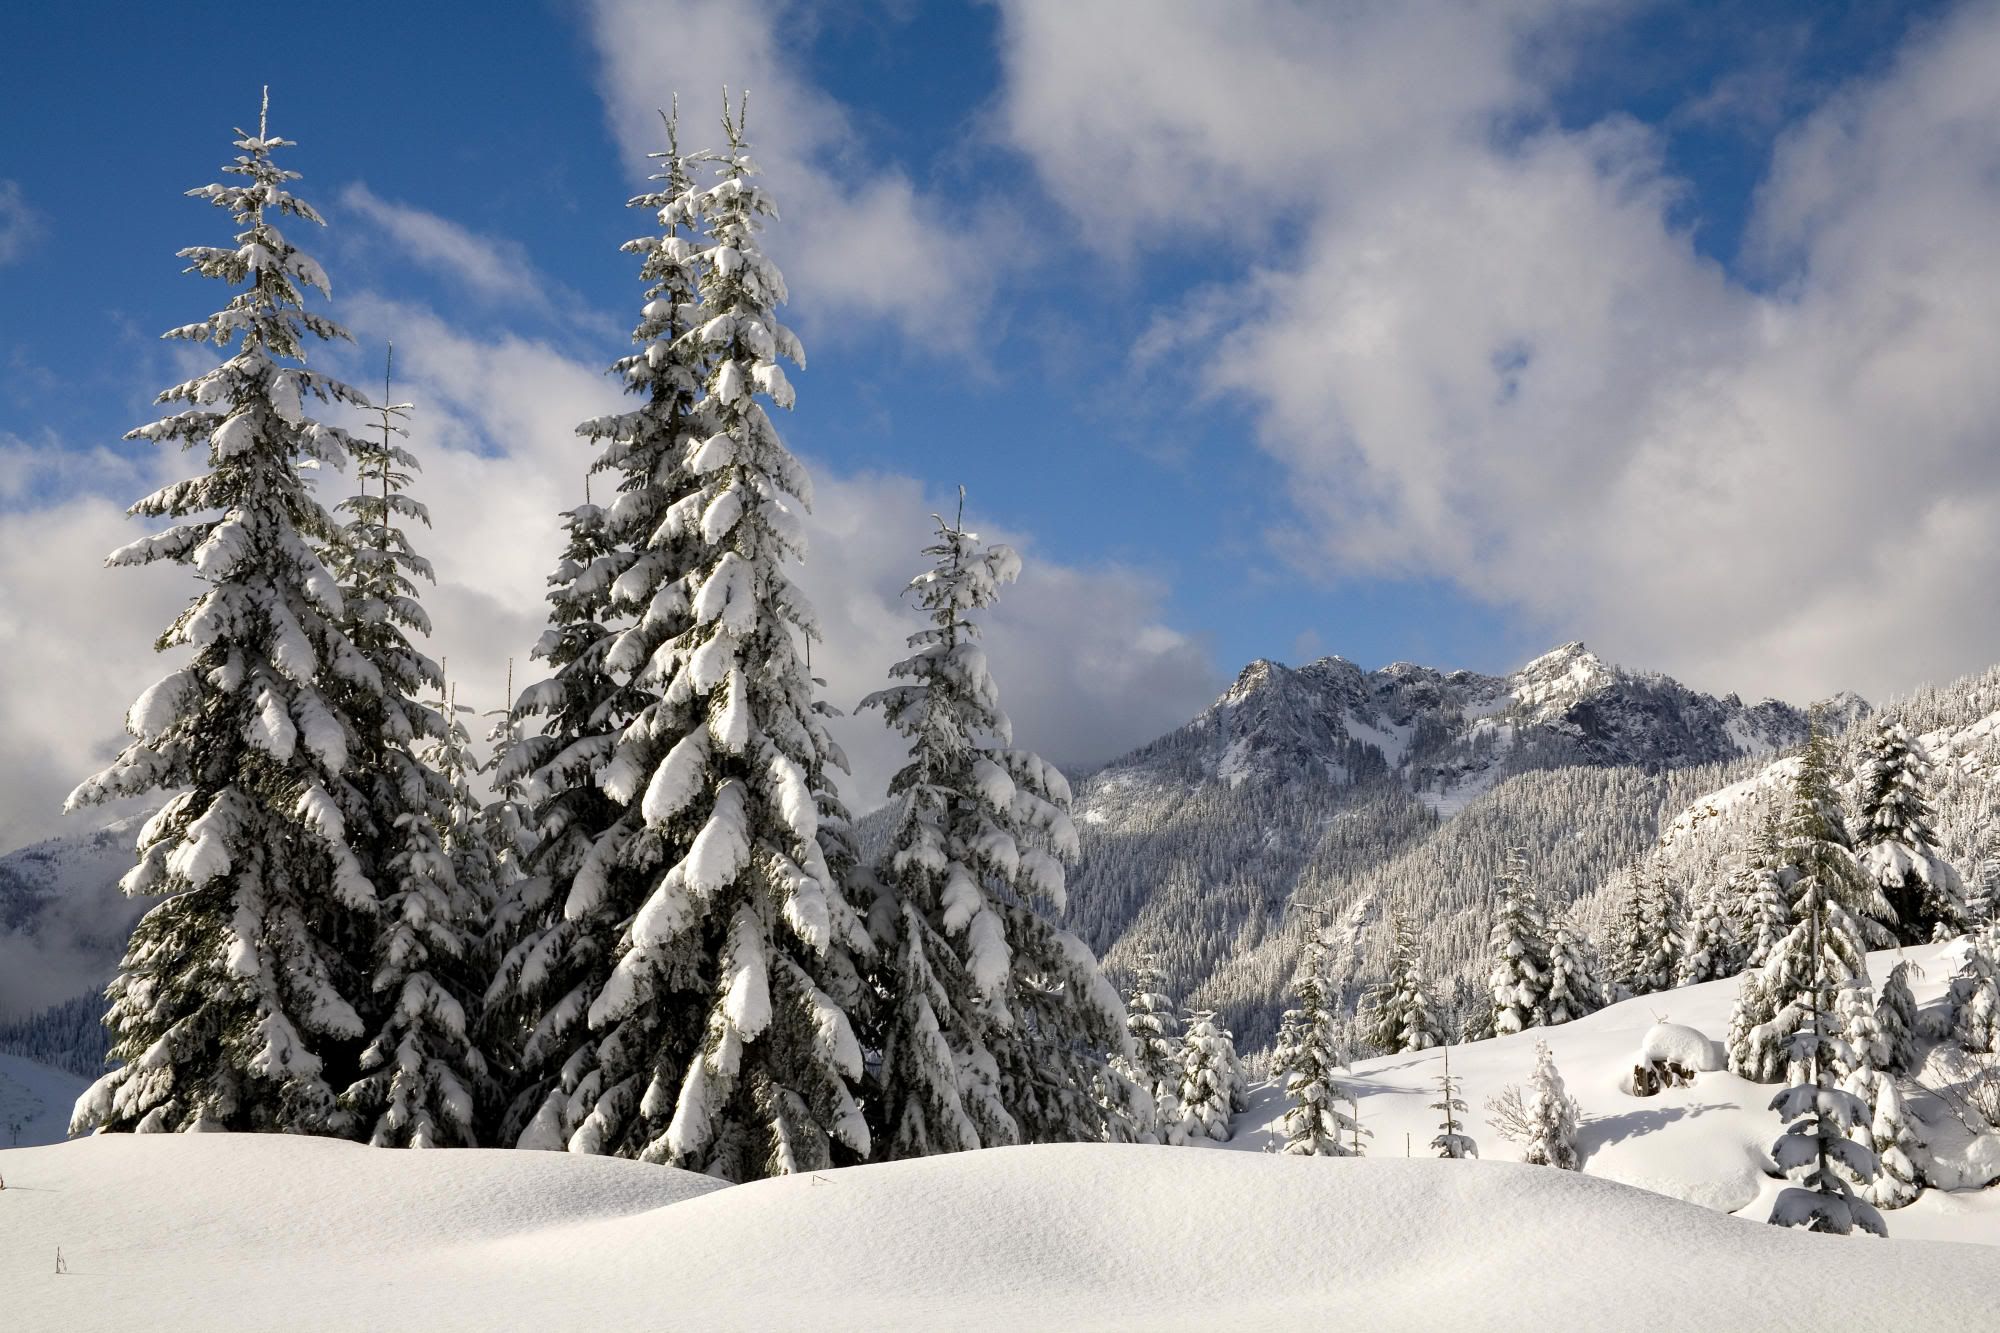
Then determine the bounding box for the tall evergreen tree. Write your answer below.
[1542,914,1604,1026]
[1486,848,1550,1036]
[1278,942,1357,1156]
[1367,911,1443,1054]
[68,95,383,1135]
[1736,811,1793,970]
[1633,870,1682,996]
[1122,961,1182,1114]
[862,499,1125,1154]
[330,356,488,1148]
[1766,937,1886,1236]
[1677,889,1737,986]
[1177,1011,1243,1143]
[1855,720,1967,945]
[1732,719,1893,1084]
[516,97,876,1179]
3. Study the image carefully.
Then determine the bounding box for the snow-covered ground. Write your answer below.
[1228,939,2000,1245]
[0,1051,84,1150]
[4,1134,1998,1329]
[5,941,1998,1326]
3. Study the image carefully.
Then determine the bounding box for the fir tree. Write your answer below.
[1542,914,1604,1026]
[1177,1011,1243,1143]
[1366,911,1443,1054]
[1875,961,1921,1075]
[483,110,715,1150]
[68,95,384,1136]
[1855,720,1967,945]
[1765,843,1887,1237]
[1121,963,1182,1133]
[862,498,1126,1155]
[1952,925,2000,1053]
[1279,943,1357,1156]
[1429,1045,1476,1159]
[1846,1072,1925,1210]
[1835,982,1887,1077]
[532,96,874,1178]
[1633,870,1682,996]
[1677,889,1737,986]
[1733,718,1892,1083]
[1486,848,1550,1036]
[1519,1040,1582,1170]
[1767,992,1886,1235]
[331,355,489,1148]
[1605,874,1652,998]
[1739,825,1793,972]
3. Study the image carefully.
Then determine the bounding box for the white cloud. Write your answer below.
[0,292,1217,851]
[0,180,40,265]
[996,0,2000,704]
[582,0,1007,350]
[338,183,555,309]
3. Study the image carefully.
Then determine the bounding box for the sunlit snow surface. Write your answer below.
[5,941,2000,1328]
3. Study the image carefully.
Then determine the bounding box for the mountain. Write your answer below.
[1065,641,1831,1047]
[0,814,147,1023]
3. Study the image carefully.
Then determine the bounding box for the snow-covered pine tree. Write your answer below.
[1855,720,1967,945]
[1767,968,1886,1236]
[1736,812,1793,970]
[1519,1040,1582,1170]
[862,498,1125,1155]
[1952,925,2000,1053]
[1835,982,1887,1076]
[1177,1010,1243,1143]
[1367,911,1443,1054]
[481,110,714,1150]
[1634,870,1682,996]
[1876,961,1921,1075]
[1747,718,1891,1069]
[1727,967,1787,1083]
[1279,943,1357,1156]
[1604,873,1652,998]
[427,680,502,927]
[67,96,394,1136]
[512,97,876,1179]
[1486,848,1550,1036]
[1121,963,1182,1134]
[1542,914,1604,1026]
[1848,1073,1925,1210]
[329,354,489,1148]
[1429,1045,1476,1159]
[1677,889,1737,986]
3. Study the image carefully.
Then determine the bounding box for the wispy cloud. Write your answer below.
[0,180,43,265]
[338,182,555,309]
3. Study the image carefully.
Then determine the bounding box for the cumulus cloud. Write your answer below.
[582,0,1009,350]
[996,0,2000,704]
[0,289,1217,851]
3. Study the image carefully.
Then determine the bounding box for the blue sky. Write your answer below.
[3,0,1998,844]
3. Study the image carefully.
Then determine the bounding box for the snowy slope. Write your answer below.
[3,1133,1997,1329]
[1227,939,2000,1246]
[0,1052,85,1149]
[0,813,146,1021]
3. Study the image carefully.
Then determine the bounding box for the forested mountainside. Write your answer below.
[1066,640,1844,1048]
[0,815,146,1023]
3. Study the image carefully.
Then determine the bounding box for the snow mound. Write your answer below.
[1640,1022,1726,1073]
[5,1136,2000,1328]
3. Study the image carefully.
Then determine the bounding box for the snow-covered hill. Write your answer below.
[0,1051,85,1149]
[1227,939,2000,1245]
[4,1128,1997,1329]
[0,813,146,1023]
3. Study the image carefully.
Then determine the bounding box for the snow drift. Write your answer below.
[4,1134,1999,1329]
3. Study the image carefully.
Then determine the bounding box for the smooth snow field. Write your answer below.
[5,1135,2000,1330]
